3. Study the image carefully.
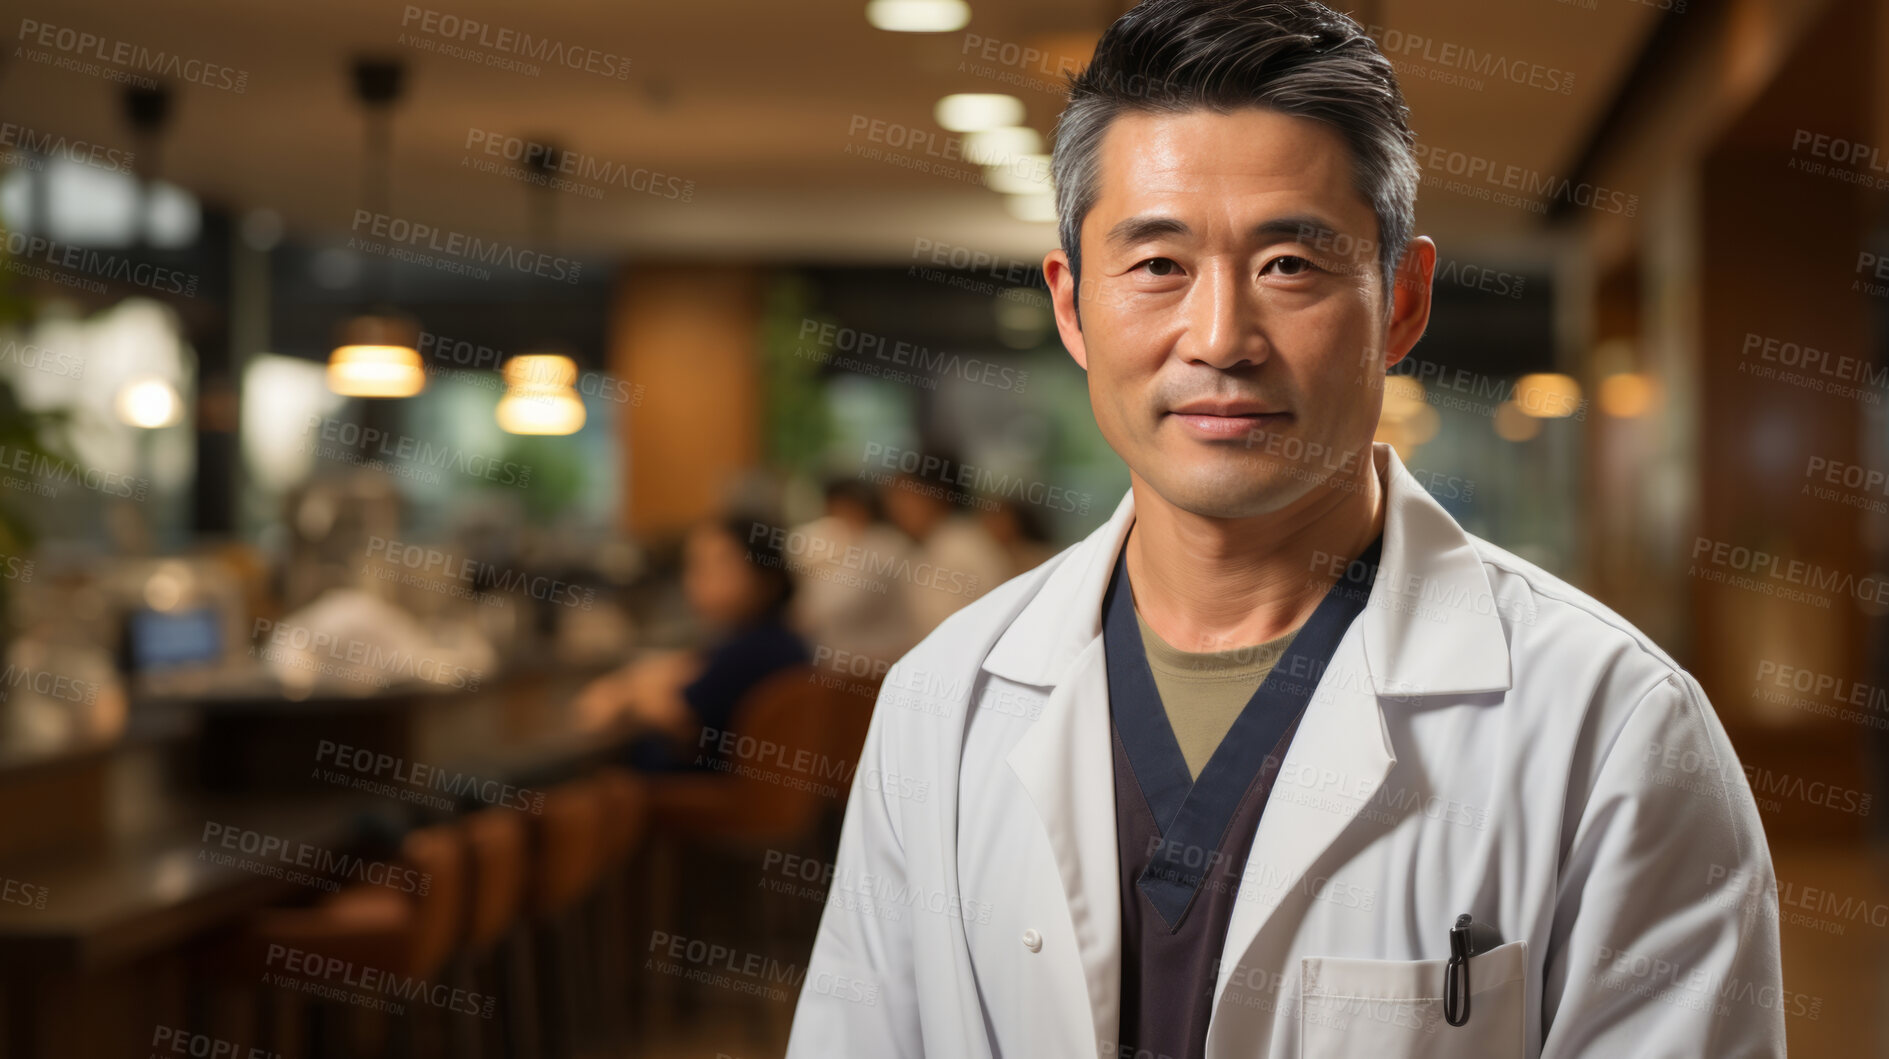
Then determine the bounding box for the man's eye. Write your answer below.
[1135,257,1180,277]
[1265,255,1318,277]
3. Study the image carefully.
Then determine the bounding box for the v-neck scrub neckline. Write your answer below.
[1101,533,1385,929]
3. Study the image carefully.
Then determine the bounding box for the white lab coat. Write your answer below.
[786,442,1787,1059]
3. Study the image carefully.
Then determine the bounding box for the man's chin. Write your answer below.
[1141,469,1312,521]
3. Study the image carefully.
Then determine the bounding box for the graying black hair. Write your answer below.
[1051,0,1419,316]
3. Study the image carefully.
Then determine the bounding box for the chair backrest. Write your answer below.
[460,806,528,951]
[401,823,468,979]
[708,663,848,837]
[591,766,649,868]
[531,777,607,917]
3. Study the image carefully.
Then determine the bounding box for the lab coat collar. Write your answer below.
[981,442,1512,698]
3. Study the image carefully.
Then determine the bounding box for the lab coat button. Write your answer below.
[1021,928,1043,952]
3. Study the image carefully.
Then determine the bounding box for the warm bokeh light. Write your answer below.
[1005,192,1057,222]
[503,353,580,390]
[498,353,586,435]
[964,127,1043,166]
[114,377,183,428]
[934,93,1025,132]
[326,344,426,398]
[1493,400,1542,441]
[1599,372,1660,418]
[866,0,970,33]
[497,390,587,435]
[985,154,1053,195]
[1513,372,1582,418]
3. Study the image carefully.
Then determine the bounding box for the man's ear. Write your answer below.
[1383,235,1436,373]
[1043,248,1089,371]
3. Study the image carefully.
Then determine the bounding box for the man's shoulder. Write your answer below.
[1464,531,1693,697]
[885,539,1078,678]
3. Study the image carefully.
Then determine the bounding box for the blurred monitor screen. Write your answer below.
[128,607,222,671]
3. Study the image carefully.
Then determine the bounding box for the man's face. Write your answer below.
[1044,107,1433,520]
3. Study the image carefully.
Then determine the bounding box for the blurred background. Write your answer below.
[0,0,1884,1054]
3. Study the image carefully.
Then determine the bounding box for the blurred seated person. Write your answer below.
[576,513,809,770]
[882,468,1013,638]
[787,477,918,671]
[980,496,1060,577]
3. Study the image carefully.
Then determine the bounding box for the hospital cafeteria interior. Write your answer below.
[0,0,1887,1054]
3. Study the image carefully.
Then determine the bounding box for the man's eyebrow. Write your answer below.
[1105,215,1191,248]
[1252,214,1347,247]
[1103,213,1354,250]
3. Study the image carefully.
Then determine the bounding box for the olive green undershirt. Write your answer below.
[1133,608,1303,781]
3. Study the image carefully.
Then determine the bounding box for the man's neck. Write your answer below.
[1123,445,1386,654]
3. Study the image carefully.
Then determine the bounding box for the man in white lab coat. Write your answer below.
[786,1,1786,1056]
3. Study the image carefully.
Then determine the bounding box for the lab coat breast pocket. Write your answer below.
[1299,940,1527,1059]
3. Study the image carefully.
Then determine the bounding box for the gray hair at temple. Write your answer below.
[1050,0,1420,320]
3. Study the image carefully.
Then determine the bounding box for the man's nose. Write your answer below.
[1180,261,1269,369]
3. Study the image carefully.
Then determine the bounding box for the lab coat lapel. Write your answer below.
[985,489,1135,1056]
[1006,638,1122,1055]
[1209,626,1394,1031]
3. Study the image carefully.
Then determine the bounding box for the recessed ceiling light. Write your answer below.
[1005,193,1057,223]
[935,93,1024,132]
[867,0,971,33]
[963,126,1043,166]
[984,153,1053,195]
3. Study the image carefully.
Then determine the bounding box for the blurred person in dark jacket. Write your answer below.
[577,512,809,770]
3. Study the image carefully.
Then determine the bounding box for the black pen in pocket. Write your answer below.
[1444,912,1504,1027]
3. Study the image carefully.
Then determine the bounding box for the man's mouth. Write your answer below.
[1167,408,1292,439]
